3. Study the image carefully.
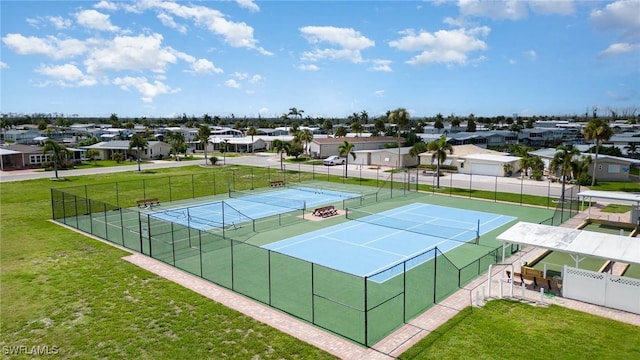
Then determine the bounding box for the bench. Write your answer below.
[137,198,160,208]
[506,267,561,292]
[312,205,337,218]
[270,180,284,187]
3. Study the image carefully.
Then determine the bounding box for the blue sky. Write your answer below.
[1,0,638,119]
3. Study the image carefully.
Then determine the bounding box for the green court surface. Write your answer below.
[581,222,633,236]
[53,180,554,346]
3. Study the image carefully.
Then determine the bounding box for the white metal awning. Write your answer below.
[497,222,640,265]
[578,190,640,205]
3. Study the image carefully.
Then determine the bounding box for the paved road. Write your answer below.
[0,153,573,199]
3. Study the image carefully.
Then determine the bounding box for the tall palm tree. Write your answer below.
[338,141,356,179]
[128,133,148,172]
[246,126,258,153]
[427,135,453,188]
[196,125,211,164]
[42,138,70,179]
[582,118,613,186]
[550,145,580,201]
[388,108,409,169]
[322,119,333,135]
[272,139,290,171]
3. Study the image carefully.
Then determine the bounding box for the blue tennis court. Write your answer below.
[263,203,516,280]
[145,187,361,231]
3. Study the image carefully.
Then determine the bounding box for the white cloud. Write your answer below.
[113,76,178,102]
[0,61,8,69]
[225,79,241,88]
[591,0,640,44]
[83,34,178,74]
[389,27,490,66]
[299,64,319,71]
[598,42,640,58]
[458,0,528,20]
[529,0,575,15]
[157,13,188,33]
[75,9,120,32]
[249,74,264,83]
[36,63,97,87]
[457,0,575,20]
[132,1,272,55]
[369,59,392,72]
[189,58,223,74]
[48,16,73,29]
[299,26,375,63]
[94,1,119,11]
[2,34,87,60]
[232,72,249,80]
[373,90,385,97]
[236,0,260,12]
[258,107,269,115]
[523,49,536,59]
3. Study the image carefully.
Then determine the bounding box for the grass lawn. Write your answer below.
[0,166,335,359]
[591,181,640,192]
[3,165,639,358]
[399,300,640,360]
[601,204,633,213]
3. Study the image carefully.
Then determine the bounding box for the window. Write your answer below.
[608,164,620,173]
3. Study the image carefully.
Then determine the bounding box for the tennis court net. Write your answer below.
[345,208,479,244]
[229,189,306,210]
[287,184,363,199]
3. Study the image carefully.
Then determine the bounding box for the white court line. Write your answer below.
[265,222,365,251]
[323,233,407,257]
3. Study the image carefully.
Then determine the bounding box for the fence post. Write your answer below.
[494,176,498,202]
[547,180,551,209]
[520,176,524,205]
[364,276,368,347]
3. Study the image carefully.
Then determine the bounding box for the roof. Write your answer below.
[313,136,402,144]
[460,154,520,163]
[497,222,640,265]
[85,141,166,150]
[0,148,21,155]
[577,190,640,204]
[450,144,507,156]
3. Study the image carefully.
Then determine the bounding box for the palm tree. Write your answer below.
[388,108,410,169]
[85,149,100,165]
[624,142,639,158]
[128,133,148,171]
[322,119,333,135]
[550,145,580,201]
[427,135,453,188]
[246,126,258,153]
[288,107,304,120]
[334,126,348,138]
[195,125,211,164]
[582,118,613,186]
[166,131,186,161]
[298,129,313,155]
[42,138,70,179]
[409,141,428,165]
[570,155,592,183]
[338,141,356,179]
[350,122,363,137]
[272,139,290,171]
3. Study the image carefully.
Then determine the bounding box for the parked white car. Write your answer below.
[323,155,346,166]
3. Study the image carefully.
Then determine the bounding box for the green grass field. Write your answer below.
[1,166,335,359]
[399,300,640,360]
[3,165,639,358]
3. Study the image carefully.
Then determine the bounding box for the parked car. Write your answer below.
[323,155,346,166]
